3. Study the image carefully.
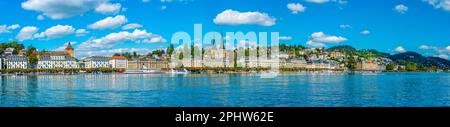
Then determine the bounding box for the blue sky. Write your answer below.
[0,0,449,58]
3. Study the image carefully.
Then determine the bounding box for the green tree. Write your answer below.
[386,63,395,71]
[346,55,357,70]
[167,44,175,56]
[179,52,184,60]
[0,41,25,54]
[25,45,38,67]
[405,62,417,71]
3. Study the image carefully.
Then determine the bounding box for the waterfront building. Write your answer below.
[34,42,78,69]
[306,60,340,69]
[127,57,169,70]
[37,54,78,69]
[356,60,386,71]
[84,56,110,68]
[109,56,128,68]
[282,58,307,68]
[77,61,85,68]
[5,55,28,69]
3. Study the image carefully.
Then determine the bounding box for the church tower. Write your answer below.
[65,42,75,58]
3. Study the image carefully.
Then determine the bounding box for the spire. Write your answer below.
[65,42,74,50]
[212,33,216,46]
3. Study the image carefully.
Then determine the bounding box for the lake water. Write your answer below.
[0,72,449,107]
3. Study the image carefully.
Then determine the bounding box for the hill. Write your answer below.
[389,51,450,69]
[327,45,357,54]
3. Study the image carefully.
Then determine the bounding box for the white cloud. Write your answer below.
[76,29,89,37]
[279,36,293,41]
[360,30,370,35]
[0,24,21,34]
[78,47,151,58]
[306,0,330,4]
[419,45,436,50]
[435,54,449,59]
[339,24,351,29]
[21,0,123,19]
[213,9,276,26]
[35,25,75,39]
[143,0,151,3]
[418,45,450,59]
[306,32,347,47]
[77,29,166,50]
[394,4,408,14]
[21,0,102,19]
[306,40,326,47]
[7,24,20,30]
[287,3,306,14]
[311,32,347,43]
[16,26,39,41]
[305,0,347,4]
[423,0,450,11]
[88,15,128,30]
[37,15,45,20]
[161,6,167,10]
[122,23,143,30]
[138,36,167,43]
[95,2,122,14]
[395,46,406,53]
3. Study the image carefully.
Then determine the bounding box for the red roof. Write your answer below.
[110,56,126,59]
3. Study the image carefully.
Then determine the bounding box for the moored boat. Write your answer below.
[123,69,165,74]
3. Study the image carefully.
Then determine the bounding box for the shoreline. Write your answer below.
[0,68,447,76]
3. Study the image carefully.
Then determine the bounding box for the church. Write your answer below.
[36,42,78,69]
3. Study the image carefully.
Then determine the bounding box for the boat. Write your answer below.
[123,69,165,74]
[260,71,279,78]
[169,69,189,74]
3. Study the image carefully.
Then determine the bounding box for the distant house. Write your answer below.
[84,56,110,68]
[4,48,14,56]
[5,55,28,69]
[109,56,128,69]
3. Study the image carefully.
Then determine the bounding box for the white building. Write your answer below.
[84,56,110,68]
[109,56,128,68]
[4,48,14,56]
[37,54,78,69]
[5,55,28,69]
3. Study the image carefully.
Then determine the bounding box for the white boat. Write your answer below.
[169,69,189,74]
[260,71,279,78]
[123,69,165,74]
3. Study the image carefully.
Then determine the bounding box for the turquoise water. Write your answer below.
[0,73,449,107]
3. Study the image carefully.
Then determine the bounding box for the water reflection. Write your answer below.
[0,73,449,107]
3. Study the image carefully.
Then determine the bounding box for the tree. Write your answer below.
[179,52,184,60]
[405,62,417,71]
[386,63,395,71]
[167,44,174,56]
[25,45,38,67]
[346,55,357,70]
[0,41,25,54]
